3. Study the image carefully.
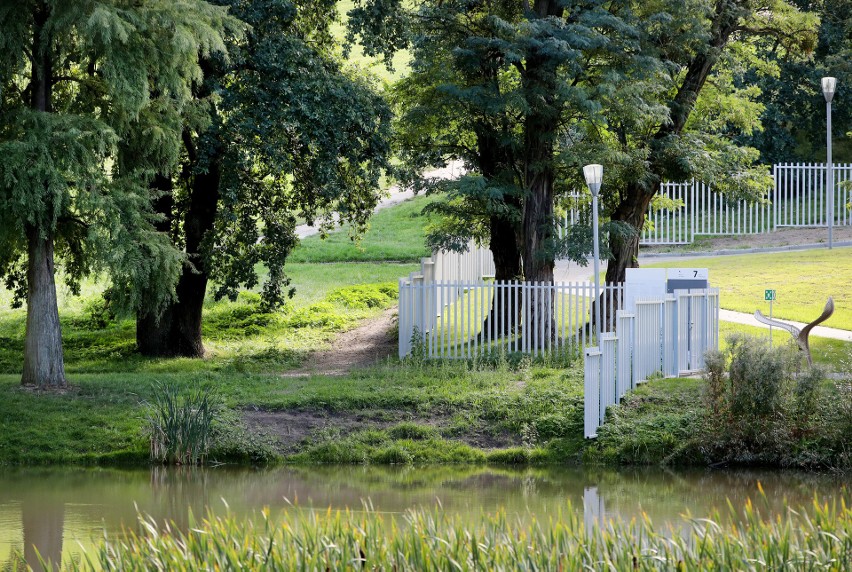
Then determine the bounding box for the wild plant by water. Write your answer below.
[145,382,214,465]
[75,490,852,571]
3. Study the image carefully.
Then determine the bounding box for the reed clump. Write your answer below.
[145,382,214,465]
[78,492,852,571]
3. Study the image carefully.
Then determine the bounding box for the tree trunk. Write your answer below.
[136,174,175,355]
[605,182,657,285]
[22,227,66,388]
[136,142,221,358]
[480,212,523,339]
[520,34,560,342]
[474,125,523,338]
[21,3,66,388]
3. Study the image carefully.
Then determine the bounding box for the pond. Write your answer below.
[0,465,848,570]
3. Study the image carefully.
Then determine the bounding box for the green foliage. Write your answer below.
[0,0,239,316]
[726,334,791,418]
[176,0,395,310]
[145,382,214,466]
[83,496,852,570]
[289,195,438,263]
[742,0,852,163]
[700,334,851,467]
[327,283,397,309]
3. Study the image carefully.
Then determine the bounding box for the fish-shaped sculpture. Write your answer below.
[753,297,834,366]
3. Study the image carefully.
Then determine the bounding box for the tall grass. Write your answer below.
[75,491,852,570]
[145,382,214,465]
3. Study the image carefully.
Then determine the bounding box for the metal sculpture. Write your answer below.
[753,297,834,366]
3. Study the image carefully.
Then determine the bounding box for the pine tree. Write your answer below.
[0,1,237,387]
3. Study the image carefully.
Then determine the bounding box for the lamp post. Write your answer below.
[583,164,603,344]
[822,76,836,249]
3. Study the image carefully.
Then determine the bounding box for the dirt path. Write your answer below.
[282,307,398,377]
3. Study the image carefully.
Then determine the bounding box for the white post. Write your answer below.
[822,77,837,249]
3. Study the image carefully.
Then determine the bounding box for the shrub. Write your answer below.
[698,334,835,466]
[328,283,397,309]
[286,302,348,330]
[145,383,215,465]
[726,334,789,418]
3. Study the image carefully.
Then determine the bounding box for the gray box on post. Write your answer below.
[666,268,708,293]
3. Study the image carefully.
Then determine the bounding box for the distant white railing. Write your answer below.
[639,163,852,245]
[398,280,623,359]
[584,288,720,438]
[410,239,496,285]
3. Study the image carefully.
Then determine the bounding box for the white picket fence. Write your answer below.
[398,279,623,359]
[410,239,496,285]
[584,288,720,438]
[641,163,852,245]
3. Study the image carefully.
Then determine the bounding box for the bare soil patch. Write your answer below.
[241,408,518,453]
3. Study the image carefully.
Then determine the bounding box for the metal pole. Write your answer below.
[592,194,601,344]
[827,99,833,249]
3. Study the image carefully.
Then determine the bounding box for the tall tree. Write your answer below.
[602,0,818,285]
[135,0,394,357]
[742,0,851,163]
[354,0,640,336]
[0,1,236,387]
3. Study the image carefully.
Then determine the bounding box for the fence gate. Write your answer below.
[584,288,719,438]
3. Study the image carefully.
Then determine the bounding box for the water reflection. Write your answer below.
[0,465,848,569]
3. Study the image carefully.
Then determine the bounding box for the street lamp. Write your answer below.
[583,164,603,344]
[822,76,836,249]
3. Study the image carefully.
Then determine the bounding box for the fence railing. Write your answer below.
[398,280,624,359]
[584,288,720,438]
[640,163,852,245]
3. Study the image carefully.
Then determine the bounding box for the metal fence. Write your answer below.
[584,288,720,438]
[398,279,624,359]
[641,163,852,245]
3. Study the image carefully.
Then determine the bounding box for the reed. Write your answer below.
[77,491,852,571]
[145,382,214,465]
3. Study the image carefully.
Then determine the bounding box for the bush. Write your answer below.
[328,283,397,309]
[286,302,348,330]
[699,334,832,466]
[726,334,789,418]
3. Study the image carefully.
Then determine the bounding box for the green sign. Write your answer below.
[765,289,776,301]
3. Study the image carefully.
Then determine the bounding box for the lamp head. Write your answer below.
[822,76,837,103]
[583,164,603,197]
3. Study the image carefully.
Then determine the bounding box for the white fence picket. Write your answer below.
[584,348,602,438]
[583,288,720,438]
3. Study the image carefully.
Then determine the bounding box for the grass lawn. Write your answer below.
[0,356,585,465]
[0,262,417,376]
[646,247,852,330]
[720,321,851,370]
[289,195,438,263]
